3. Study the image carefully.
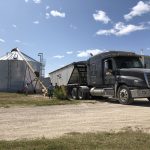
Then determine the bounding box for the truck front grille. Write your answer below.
[144,73,150,88]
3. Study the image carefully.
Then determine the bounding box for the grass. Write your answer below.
[0,130,150,150]
[0,92,78,107]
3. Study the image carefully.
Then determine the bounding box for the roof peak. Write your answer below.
[0,48,40,63]
[11,48,20,52]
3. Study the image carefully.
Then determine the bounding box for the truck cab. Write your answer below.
[87,51,150,104]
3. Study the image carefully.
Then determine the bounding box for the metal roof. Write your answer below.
[88,50,139,60]
[0,48,40,63]
[49,61,87,74]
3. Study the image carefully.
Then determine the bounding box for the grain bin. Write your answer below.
[0,48,44,93]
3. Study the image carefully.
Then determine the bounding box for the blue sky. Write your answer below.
[0,0,150,76]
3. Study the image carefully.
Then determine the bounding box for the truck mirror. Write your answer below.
[144,64,147,68]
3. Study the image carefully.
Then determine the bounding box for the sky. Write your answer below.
[0,0,150,76]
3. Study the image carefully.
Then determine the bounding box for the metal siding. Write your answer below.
[0,61,9,91]
[0,60,42,92]
[28,61,41,74]
[50,65,74,86]
[9,60,26,91]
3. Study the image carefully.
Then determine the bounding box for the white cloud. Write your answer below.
[96,22,146,36]
[66,51,73,54]
[25,0,42,4]
[70,24,77,30]
[50,10,66,18]
[15,40,21,43]
[53,55,64,59]
[45,13,50,19]
[46,6,50,10]
[77,49,103,57]
[93,10,111,24]
[33,21,39,24]
[12,24,17,28]
[0,38,5,43]
[97,29,115,36]
[33,0,41,4]
[124,1,150,21]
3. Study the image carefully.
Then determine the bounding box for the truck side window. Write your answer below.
[104,59,113,75]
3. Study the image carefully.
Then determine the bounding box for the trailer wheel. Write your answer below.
[117,85,134,105]
[78,88,86,100]
[71,88,78,100]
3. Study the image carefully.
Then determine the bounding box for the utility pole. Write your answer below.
[38,53,45,77]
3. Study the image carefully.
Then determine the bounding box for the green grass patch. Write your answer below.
[0,131,150,150]
[0,92,78,107]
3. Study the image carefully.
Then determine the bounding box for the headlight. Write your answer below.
[134,79,144,86]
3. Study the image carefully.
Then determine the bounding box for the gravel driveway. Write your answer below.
[0,99,150,140]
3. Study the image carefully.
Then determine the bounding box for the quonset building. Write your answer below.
[0,48,45,93]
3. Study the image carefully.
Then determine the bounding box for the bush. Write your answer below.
[53,86,68,100]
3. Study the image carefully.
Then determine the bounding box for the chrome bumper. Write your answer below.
[131,89,150,98]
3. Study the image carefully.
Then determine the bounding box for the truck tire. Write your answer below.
[117,85,134,105]
[78,88,86,100]
[71,88,78,100]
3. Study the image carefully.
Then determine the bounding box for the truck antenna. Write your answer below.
[89,53,93,57]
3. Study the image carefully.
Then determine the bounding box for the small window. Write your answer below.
[104,59,112,70]
[104,59,113,75]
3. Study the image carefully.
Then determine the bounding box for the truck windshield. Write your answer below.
[114,56,143,69]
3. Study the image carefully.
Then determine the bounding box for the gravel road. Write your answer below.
[0,99,150,140]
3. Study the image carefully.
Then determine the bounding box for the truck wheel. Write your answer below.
[78,88,86,100]
[117,85,134,105]
[147,98,150,101]
[71,88,78,100]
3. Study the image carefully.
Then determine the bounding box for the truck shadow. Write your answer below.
[131,100,150,107]
[95,98,150,107]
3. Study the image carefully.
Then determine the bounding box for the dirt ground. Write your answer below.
[0,99,150,140]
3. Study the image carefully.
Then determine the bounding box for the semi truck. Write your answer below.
[49,51,150,104]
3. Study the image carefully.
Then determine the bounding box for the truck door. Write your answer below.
[103,59,115,86]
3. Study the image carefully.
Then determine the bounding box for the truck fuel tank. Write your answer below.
[90,87,104,96]
[90,87,114,97]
